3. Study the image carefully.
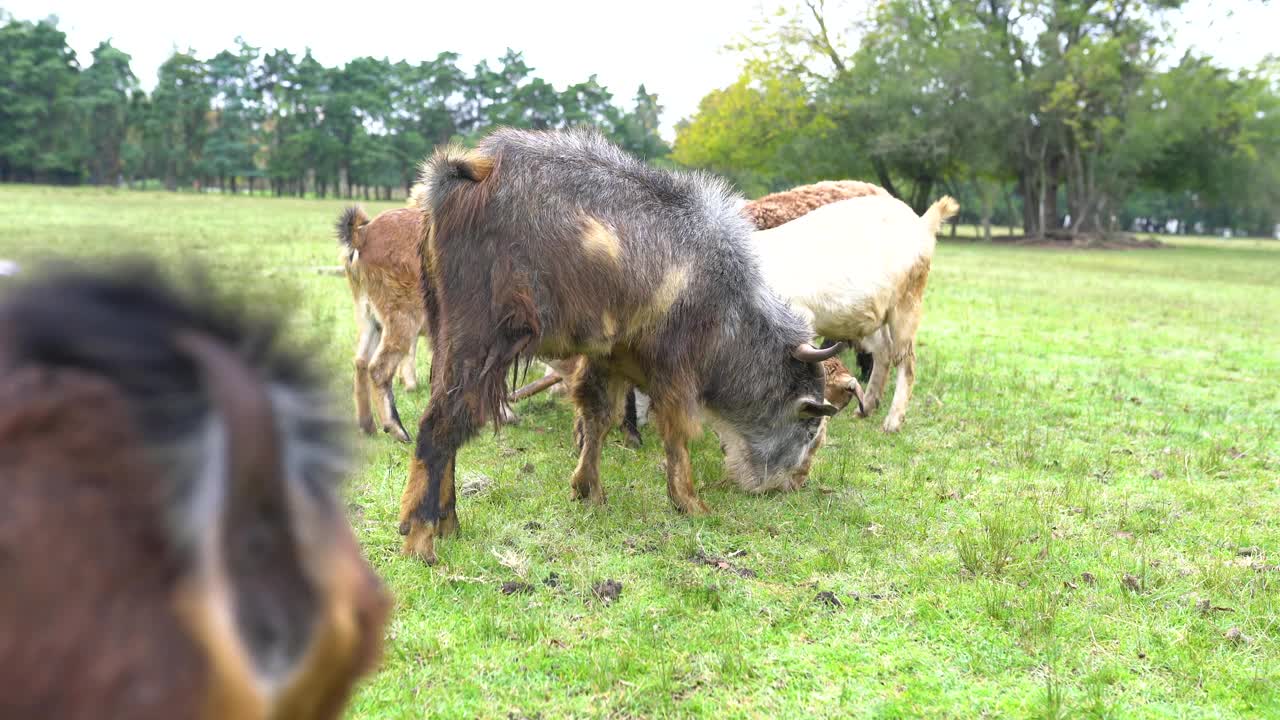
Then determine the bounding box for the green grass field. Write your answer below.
[2,184,1278,719]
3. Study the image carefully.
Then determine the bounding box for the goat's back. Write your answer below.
[421,128,811,364]
[744,180,890,230]
[752,194,939,339]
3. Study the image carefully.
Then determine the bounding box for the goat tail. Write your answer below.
[922,196,960,235]
[406,182,429,209]
[336,205,371,250]
[417,145,497,216]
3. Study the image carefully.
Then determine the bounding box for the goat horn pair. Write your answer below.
[791,341,844,363]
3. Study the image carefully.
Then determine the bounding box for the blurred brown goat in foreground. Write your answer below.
[0,262,391,720]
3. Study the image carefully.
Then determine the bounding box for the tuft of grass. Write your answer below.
[4,185,1279,718]
[956,509,1022,577]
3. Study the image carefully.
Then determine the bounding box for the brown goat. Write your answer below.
[338,205,428,442]
[742,180,891,231]
[822,356,865,414]
[0,263,391,720]
[337,204,519,442]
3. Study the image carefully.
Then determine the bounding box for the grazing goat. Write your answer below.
[0,263,391,720]
[398,128,844,564]
[532,179,890,437]
[753,194,959,432]
[744,179,891,381]
[338,205,428,442]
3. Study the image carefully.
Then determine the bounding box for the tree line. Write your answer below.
[673,0,1280,239]
[0,12,669,199]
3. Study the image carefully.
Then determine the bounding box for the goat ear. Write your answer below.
[798,398,841,418]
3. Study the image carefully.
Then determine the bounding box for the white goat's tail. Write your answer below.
[406,182,429,209]
[922,196,960,235]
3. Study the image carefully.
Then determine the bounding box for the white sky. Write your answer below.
[5,0,1275,140]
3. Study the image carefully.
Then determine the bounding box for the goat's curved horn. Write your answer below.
[175,331,281,495]
[792,341,845,363]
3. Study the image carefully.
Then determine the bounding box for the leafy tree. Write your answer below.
[612,85,670,160]
[202,38,261,193]
[673,66,840,196]
[0,15,82,182]
[691,0,1279,238]
[77,40,138,185]
[0,14,675,200]
[147,49,210,190]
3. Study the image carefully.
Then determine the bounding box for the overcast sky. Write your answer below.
[5,0,1275,139]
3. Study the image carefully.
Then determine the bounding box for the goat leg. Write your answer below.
[652,395,709,515]
[882,344,916,433]
[620,387,642,448]
[568,362,629,506]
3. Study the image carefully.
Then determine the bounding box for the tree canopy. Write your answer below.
[675,0,1279,238]
[0,14,670,198]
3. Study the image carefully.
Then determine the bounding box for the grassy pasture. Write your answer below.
[1,184,1278,719]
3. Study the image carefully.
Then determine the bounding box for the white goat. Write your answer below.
[752,194,959,432]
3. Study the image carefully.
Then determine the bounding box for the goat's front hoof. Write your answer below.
[672,495,710,516]
[570,475,606,506]
[384,424,412,443]
[622,429,643,449]
[882,416,903,433]
[435,509,460,538]
[358,417,377,435]
[400,522,438,565]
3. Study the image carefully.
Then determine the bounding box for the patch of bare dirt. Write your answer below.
[500,581,534,596]
[592,579,623,605]
[813,591,843,609]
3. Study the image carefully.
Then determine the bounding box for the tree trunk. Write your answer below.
[870,158,902,201]
[230,176,238,194]
[908,178,935,216]
[1044,155,1061,231]
[1019,172,1037,237]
